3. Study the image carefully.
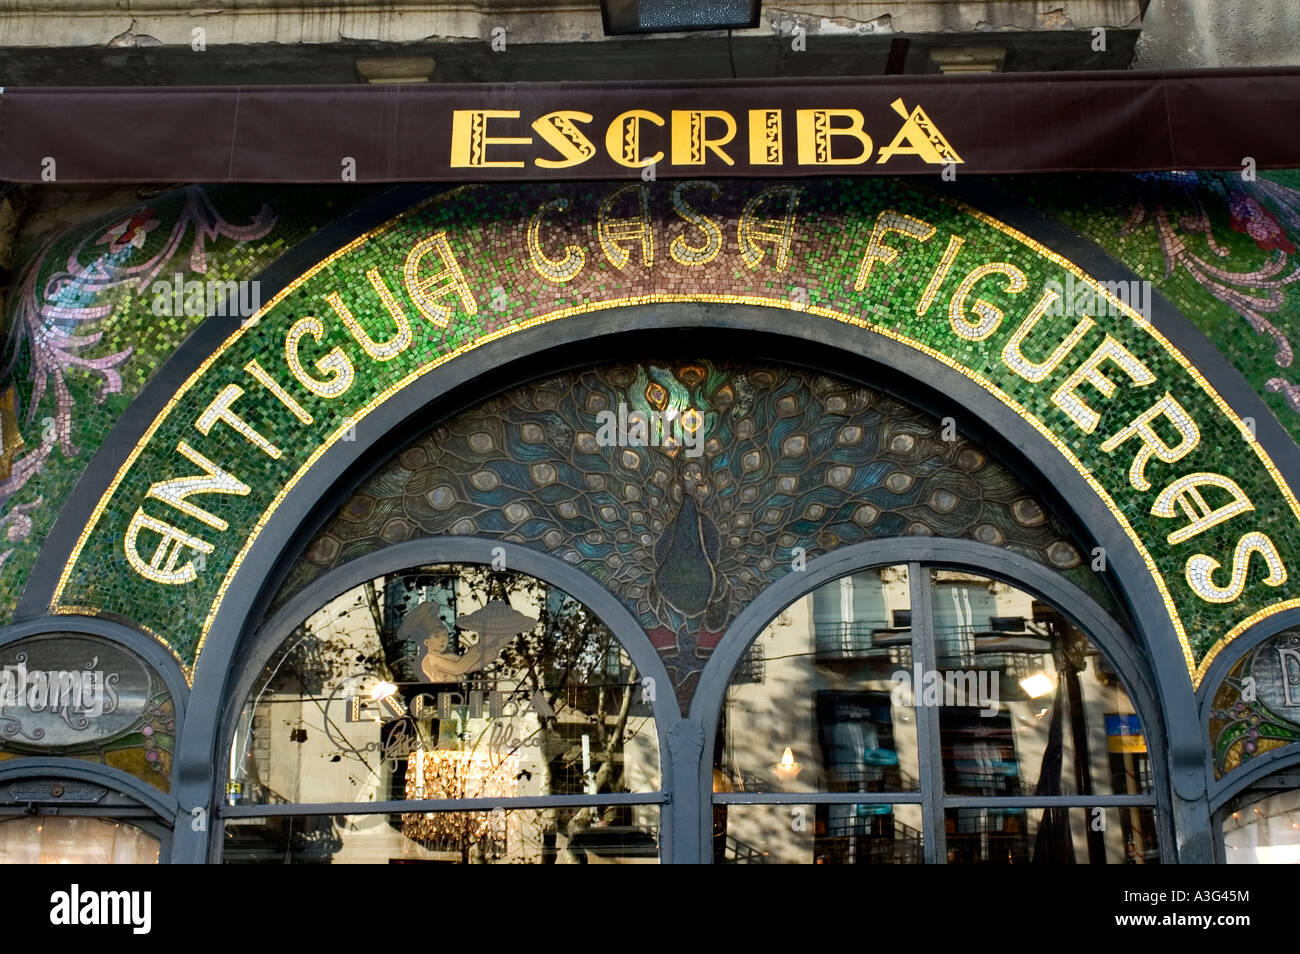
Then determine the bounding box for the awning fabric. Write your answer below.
[2,68,1298,183]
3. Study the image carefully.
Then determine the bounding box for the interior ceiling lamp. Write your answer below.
[602,0,761,35]
[774,746,802,781]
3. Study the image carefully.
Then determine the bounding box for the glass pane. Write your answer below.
[0,816,159,864]
[229,565,659,805]
[715,803,923,864]
[929,571,1149,797]
[715,566,918,793]
[944,806,1159,863]
[1223,789,1300,863]
[223,806,660,864]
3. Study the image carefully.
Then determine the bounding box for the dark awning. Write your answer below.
[2,68,1298,183]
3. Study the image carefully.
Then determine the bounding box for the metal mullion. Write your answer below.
[943,795,1156,809]
[715,792,922,806]
[220,790,670,818]
[910,560,945,864]
[0,806,158,818]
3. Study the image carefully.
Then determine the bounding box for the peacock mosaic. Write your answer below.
[270,358,1106,704]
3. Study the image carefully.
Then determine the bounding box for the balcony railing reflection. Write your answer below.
[732,642,765,684]
[721,834,770,864]
[934,621,1053,679]
[822,815,925,865]
[946,808,1031,864]
[814,621,912,666]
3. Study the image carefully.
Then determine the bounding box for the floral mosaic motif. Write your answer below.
[271,359,1105,707]
[1120,173,1300,369]
[0,184,377,615]
[5,188,273,483]
[1210,628,1300,780]
[1016,171,1300,437]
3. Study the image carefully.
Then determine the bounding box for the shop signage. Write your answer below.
[49,179,1300,686]
[448,99,960,174]
[331,679,551,770]
[0,635,152,746]
[6,72,1300,182]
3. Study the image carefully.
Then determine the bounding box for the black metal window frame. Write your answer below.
[708,559,1164,864]
[212,545,678,863]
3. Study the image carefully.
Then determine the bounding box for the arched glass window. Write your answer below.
[222,563,661,864]
[1218,764,1300,864]
[1221,788,1300,863]
[713,565,1159,863]
[0,816,159,864]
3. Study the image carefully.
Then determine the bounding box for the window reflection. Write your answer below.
[223,806,660,864]
[944,807,1159,864]
[931,571,1150,799]
[713,565,1157,864]
[714,566,919,796]
[229,565,659,808]
[719,804,923,864]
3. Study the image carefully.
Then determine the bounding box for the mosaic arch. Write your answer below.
[6,177,1300,693]
[270,358,1106,704]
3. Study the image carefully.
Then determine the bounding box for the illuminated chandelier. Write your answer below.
[401,748,520,849]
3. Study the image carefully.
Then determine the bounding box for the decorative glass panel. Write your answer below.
[0,634,175,792]
[0,816,159,864]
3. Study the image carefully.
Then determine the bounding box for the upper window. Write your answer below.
[224,563,660,864]
[0,817,159,864]
[713,565,1158,864]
